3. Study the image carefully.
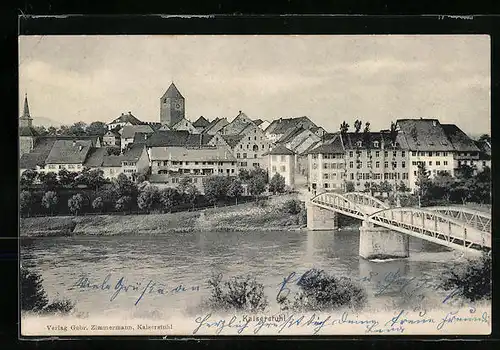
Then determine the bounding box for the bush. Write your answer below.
[441,253,491,302]
[206,273,268,312]
[278,269,367,312]
[283,199,303,215]
[21,267,75,314]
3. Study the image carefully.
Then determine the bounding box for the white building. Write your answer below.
[265,144,295,189]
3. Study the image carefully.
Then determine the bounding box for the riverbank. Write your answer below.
[20,195,306,237]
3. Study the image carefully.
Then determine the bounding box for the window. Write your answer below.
[375,151,380,157]
[272,166,276,172]
[429,161,433,166]
[247,145,249,149]
[48,164,55,169]
[412,151,417,156]
[436,161,440,166]
[403,173,408,180]
[272,155,277,161]
[393,151,397,157]
[323,173,329,179]
[248,137,251,141]
[428,152,432,157]
[218,162,223,166]
[414,171,417,176]
[376,161,380,168]
[367,161,372,168]
[254,154,258,159]
[324,183,329,188]
[402,151,406,157]
[254,136,257,141]
[58,165,62,169]
[384,151,388,157]
[367,150,371,157]
[402,161,406,168]
[483,161,486,166]
[349,161,353,168]
[240,162,247,167]
[243,153,247,158]
[349,151,353,157]
[262,144,264,149]
[312,154,318,159]
[202,162,206,165]
[231,169,235,173]
[384,161,388,168]
[253,163,259,167]
[357,162,362,169]
[436,152,440,156]
[280,155,285,162]
[253,145,258,152]
[323,163,329,169]
[208,162,214,165]
[280,165,286,172]
[392,162,397,169]
[312,163,318,169]
[240,145,243,149]
[185,161,190,165]
[412,161,416,165]
[350,173,354,180]
[356,141,362,147]
[195,162,199,165]
[68,164,74,169]
[457,161,461,166]
[443,152,448,156]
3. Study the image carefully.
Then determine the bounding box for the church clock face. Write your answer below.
[174,102,182,110]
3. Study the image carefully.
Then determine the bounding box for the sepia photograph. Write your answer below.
[19,34,491,336]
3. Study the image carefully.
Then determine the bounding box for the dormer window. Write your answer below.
[429,142,435,146]
[373,141,379,148]
[356,141,362,147]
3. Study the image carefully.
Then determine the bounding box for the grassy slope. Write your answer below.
[20,195,303,236]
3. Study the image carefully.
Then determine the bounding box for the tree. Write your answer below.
[184,183,200,209]
[95,184,119,209]
[478,134,491,144]
[67,122,87,136]
[268,173,286,194]
[20,190,33,216]
[345,181,355,193]
[396,181,411,194]
[227,178,244,205]
[68,194,85,216]
[455,164,475,180]
[115,195,132,212]
[114,173,138,198]
[57,169,78,188]
[38,172,59,190]
[21,267,49,312]
[177,177,192,196]
[430,171,454,202]
[379,181,393,196]
[354,119,362,133]
[363,122,370,133]
[249,167,269,184]
[33,126,48,136]
[106,147,121,156]
[203,175,231,205]
[238,169,251,182]
[390,122,398,143]
[473,166,491,204]
[92,197,104,212]
[339,121,349,134]
[86,121,108,136]
[248,175,266,197]
[160,188,179,212]
[47,126,58,135]
[41,191,58,215]
[137,185,160,212]
[415,163,431,206]
[20,169,38,188]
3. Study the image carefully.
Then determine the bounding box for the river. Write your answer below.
[20,229,466,319]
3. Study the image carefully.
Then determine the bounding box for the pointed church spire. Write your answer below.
[22,93,31,119]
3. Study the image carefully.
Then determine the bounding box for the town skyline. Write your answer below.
[19,35,490,136]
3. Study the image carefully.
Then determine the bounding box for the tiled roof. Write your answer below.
[150,146,236,162]
[397,119,455,151]
[84,148,108,167]
[193,116,210,127]
[19,138,57,169]
[45,140,92,164]
[300,140,322,155]
[133,132,152,144]
[267,116,316,135]
[307,135,345,154]
[264,144,295,156]
[161,83,184,99]
[109,112,143,126]
[122,144,146,162]
[36,135,101,147]
[203,118,229,134]
[341,132,409,150]
[121,125,155,139]
[185,134,214,147]
[474,140,491,156]
[171,117,193,129]
[253,119,263,126]
[221,134,245,148]
[145,130,190,147]
[104,130,120,137]
[278,126,307,144]
[441,124,480,152]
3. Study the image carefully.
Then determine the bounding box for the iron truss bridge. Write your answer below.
[310,191,491,255]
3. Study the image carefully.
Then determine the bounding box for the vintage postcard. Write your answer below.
[19,34,491,337]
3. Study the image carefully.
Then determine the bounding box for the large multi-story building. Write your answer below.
[397,119,456,191]
[266,144,295,189]
[307,134,346,194]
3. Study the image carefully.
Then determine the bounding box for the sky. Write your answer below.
[19,35,490,136]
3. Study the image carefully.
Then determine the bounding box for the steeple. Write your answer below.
[22,93,31,120]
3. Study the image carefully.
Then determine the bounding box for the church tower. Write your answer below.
[19,93,37,157]
[160,82,185,126]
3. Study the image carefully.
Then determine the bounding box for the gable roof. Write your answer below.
[109,112,143,126]
[397,119,455,151]
[221,134,245,148]
[263,144,295,156]
[35,135,101,147]
[185,134,214,147]
[122,143,147,162]
[278,126,309,144]
[441,124,480,152]
[104,130,120,137]
[46,140,92,164]
[145,130,190,147]
[20,126,38,137]
[341,131,409,150]
[266,116,316,135]
[133,132,152,144]
[121,125,155,139]
[203,117,229,134]
[84,147,109,167]
[171,117,194,129]
[20,137,56,169]
[253,119,263,126]
[307,134,345,154]
[161,83,184,99]
[193,116,210,128]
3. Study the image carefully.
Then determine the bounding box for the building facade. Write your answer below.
[160,82,185,126]
[307,135,346,194]
[266,145,295,189]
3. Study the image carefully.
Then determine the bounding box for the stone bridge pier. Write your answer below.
[358,221,409,260]
[306,201,338,230]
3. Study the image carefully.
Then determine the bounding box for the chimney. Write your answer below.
[72,140,76,147]
[128,111,132,115]
[225,151,227,159]
[432,120,437,126]
[78,145,83,152]
[121,113,124,116]
[239,110,242,114]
